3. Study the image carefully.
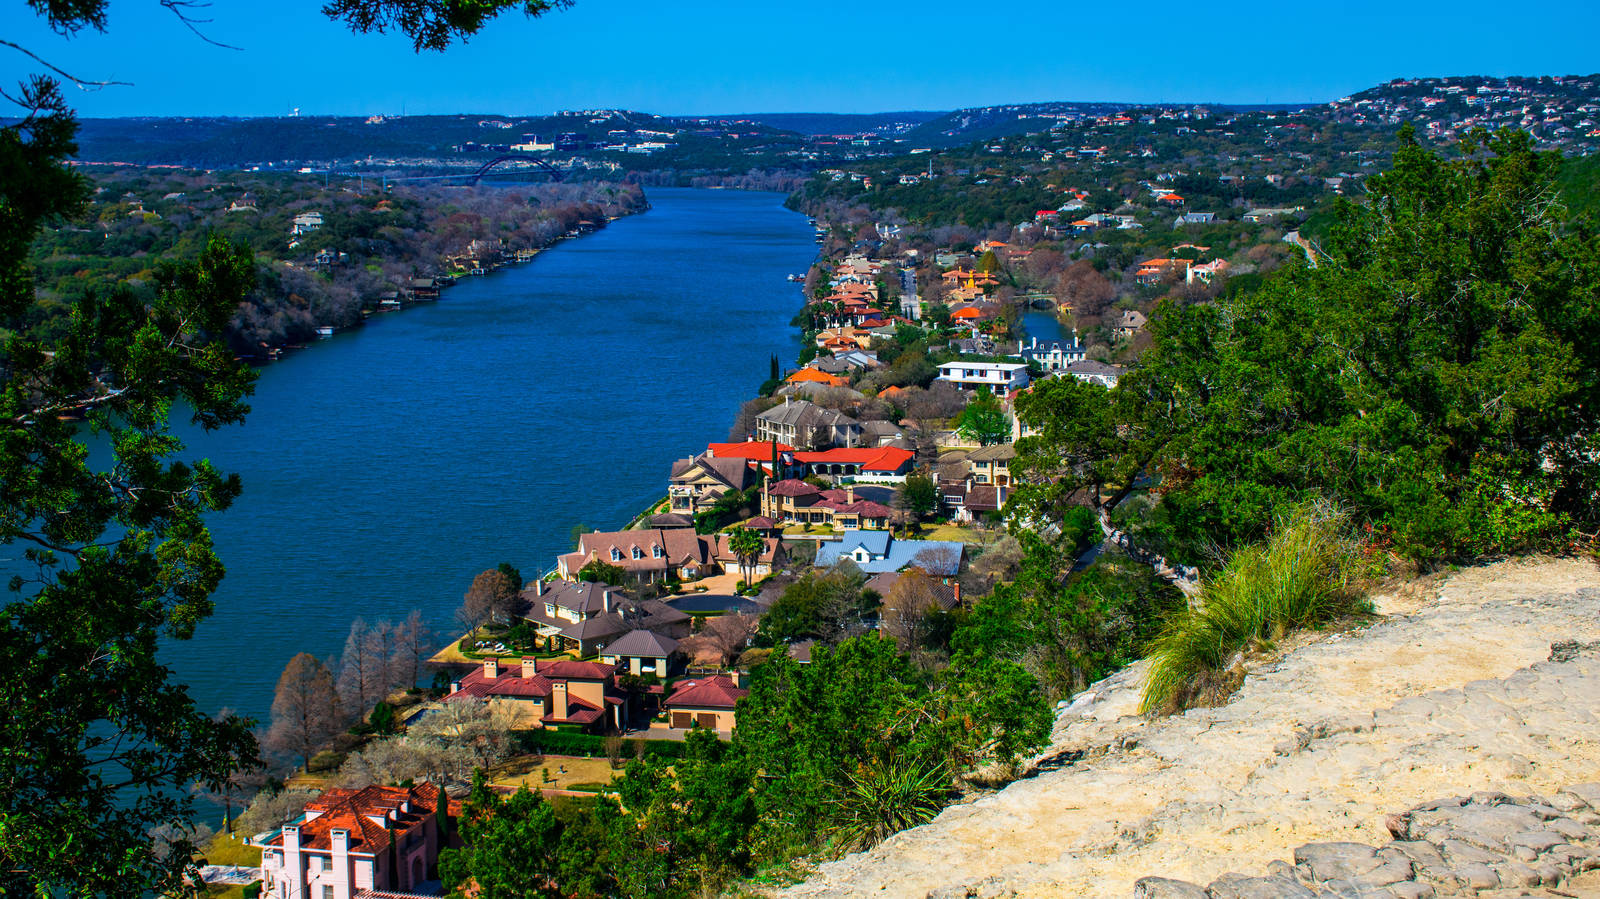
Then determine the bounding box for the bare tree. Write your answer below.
[391,609,434,691]
[701,613,757,668]
[338,618,380,718]
[266,653,342,769]
[881,568,947,650]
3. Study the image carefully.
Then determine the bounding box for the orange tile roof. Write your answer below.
[787,368,848,387]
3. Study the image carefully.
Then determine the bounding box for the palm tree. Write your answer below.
[726,526,764,587]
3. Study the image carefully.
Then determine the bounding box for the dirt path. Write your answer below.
[778,557,1600,899]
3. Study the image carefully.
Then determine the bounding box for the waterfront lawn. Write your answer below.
[487,754,621,793]
[201,832,263,867]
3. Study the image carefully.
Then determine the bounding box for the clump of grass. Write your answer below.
[828,756,952,853]
[1140,504,1371,715]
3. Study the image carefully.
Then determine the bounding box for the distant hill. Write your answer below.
[713,111,946,136]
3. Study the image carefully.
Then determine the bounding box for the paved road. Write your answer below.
[900,267,921,320]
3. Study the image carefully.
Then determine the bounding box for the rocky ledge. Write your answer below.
[777,558,1600,899]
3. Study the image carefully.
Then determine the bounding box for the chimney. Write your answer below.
[954,582,962,605]
[521,657,537,679]
[602,589,613,613]
[845,485,854,504]
[534,578,545,596]
[482,657,499,680]
[552,681,568,721]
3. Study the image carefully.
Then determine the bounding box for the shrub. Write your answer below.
[307,749,347,774]
[1139,504,1371,715]
[828,756,952,852]
[511,730,691,760]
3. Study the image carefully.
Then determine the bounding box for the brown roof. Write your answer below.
[767,479,821,497]
[665,675,748,711]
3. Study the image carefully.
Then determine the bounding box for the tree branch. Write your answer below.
[159,0,244,51]
[0,40,132,89]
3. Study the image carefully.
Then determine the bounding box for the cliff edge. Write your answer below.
[777,556,1600,898]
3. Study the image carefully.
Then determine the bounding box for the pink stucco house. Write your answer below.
[259,783,451,899]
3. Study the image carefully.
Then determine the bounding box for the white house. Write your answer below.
[936,361,1030,392]
[291,212,324,235]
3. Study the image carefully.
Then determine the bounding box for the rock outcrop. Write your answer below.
[776,557,1600,899]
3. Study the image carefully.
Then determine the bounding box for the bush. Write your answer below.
[512,730,691,760]
[1139,504,1370,715]
[307,749,347,773]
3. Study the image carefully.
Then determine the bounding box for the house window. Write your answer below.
[610,548,622,561]
[632,546,644,559]
[322,886,334,899]
[652,545,664,558]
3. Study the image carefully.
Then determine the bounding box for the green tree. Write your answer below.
[955,388,1010,445]
[1030,128,1600,564]
[2,3,579,893]
[577,560,626,585]
[977,249,1000,273]
[894,474,939,525]
[439,781,569,899]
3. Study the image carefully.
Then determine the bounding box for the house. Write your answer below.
[669,453,759,517]
[966,443,1015,486]
[558,528,711,582]
[447,657,628,731]
[708,531,788,578]
[1135,258,1191,286]
[1019,336,1087,372]
[1173,212,1216,227]
[598,629,680,678]
[1116,310,1148,338]
[705,440,796,478]
[1243,206,1303,222]
[522,579,692,656]
[793,445,915,479]
[1060,360,1125,388]
[814,530,964,575]
[405,278,441,300]
[936,361,1030,392]
[786,368,849,389]
[760,480,894,530]
[291,212,324,235]
[1188,259,1231,284]
[259,783,450,899]
[660,674,747,733]
[755,397,863,450]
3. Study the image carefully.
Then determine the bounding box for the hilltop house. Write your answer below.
[259,783,450,899]
[447,657,629,731]
[814,530,964,576]
[290,212,324,236]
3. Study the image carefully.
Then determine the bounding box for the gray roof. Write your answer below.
[756,399,857,430]
[524,580,621,615]
[967,444,1017,462]
[814,530,964,576]
[604,629,679,657]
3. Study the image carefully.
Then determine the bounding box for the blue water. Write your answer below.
[1020,309,1069,344]
[165,188,812,724]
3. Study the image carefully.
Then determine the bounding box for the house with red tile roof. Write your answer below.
[759,481,894,530]
[793,445,915,479]
[260,783,450,899]
[659,674,748,733]
[447,656,629,731]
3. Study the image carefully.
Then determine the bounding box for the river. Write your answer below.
[164,187,813,725]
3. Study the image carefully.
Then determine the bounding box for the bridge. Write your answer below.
[378,155,566,187]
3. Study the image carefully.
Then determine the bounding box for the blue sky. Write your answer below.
[3,0,1597,118]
